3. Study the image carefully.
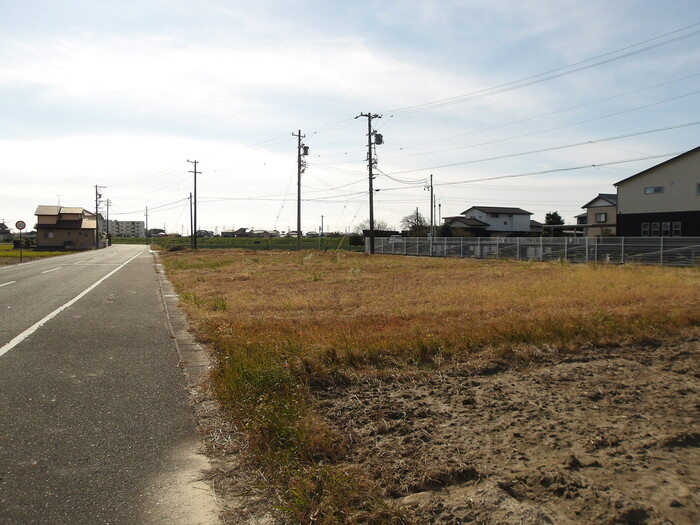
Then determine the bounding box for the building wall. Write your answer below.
[37,228,95,248]
[617,153,700,214]
[585,204,617,237]
[617,210,700,237]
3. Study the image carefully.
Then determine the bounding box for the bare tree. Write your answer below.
[353,218,392,235]
[400,211,428,232]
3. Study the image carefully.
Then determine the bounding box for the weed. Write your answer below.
[209,294,228,311]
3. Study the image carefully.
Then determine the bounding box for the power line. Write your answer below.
[389,120,700,175]
[383,22,700,116]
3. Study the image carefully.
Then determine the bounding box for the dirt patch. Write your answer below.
[314,339,700,524]
[201,338,699,524]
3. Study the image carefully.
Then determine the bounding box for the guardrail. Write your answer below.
[371,236,700,266]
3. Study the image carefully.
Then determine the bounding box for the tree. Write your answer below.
[544,211,565,237]
[544,211,565,225]
[353,218,392,235]
[400,210,428,232]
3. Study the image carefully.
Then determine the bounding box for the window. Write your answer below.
[662,222,670,237]
[641,223,650,236]
[491,213,499,218]
[651,222,660,236]
[595,212,607,223]
[697,183,700,195]
[673,222,681,236]
[645,186,664,194]
[44,231,54,239]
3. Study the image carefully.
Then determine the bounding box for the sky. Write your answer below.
[2,0,699,235]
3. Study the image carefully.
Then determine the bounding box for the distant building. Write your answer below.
[443,206,533,236]
[0,223,12,242]
[581,194,617,237]
[108,220,145,237]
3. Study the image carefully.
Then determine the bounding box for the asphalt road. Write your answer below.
[0,245,218,524]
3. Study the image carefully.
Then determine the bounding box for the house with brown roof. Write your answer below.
[35,206,102,249]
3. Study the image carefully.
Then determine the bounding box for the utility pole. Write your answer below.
[293,130,308,251]
[189,192,193,249]
[355,113,383,254]
[187,160,198,249]
[319,215,324,250]
[94,185,106,249]
[105,199,111,238]
[145,206,149,242]
[426,175,435,255]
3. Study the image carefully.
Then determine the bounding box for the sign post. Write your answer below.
[15,221,26,263]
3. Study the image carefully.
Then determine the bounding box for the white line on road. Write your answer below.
[41,267,62,274]
[0,281,16,288]
[0,249,144,360]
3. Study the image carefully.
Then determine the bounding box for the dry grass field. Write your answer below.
[161,249,700,524]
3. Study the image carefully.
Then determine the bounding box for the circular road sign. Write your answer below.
[15,221,26,230]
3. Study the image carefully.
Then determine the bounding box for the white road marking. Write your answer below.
[0,281,16,288]
[0,249,144,359]
[41,267,62,274]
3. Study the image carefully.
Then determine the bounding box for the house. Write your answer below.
[443,206,533,236]
[615,146,700,237]
[35,206,101,249]
[0,223,12,242]
[581,193,617,237]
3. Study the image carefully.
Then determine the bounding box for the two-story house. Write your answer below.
[614,146,700,237]
[581,193,617,237]
[443,206,533,236]
[35,206,100,249]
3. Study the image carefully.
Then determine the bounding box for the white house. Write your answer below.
[614,146,700,237]
[444,206,532,235]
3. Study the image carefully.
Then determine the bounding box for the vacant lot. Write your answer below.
[161,249,700,524]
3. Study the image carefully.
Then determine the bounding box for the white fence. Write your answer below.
[370,236,700,266]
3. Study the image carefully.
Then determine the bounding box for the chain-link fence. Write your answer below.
[372,236,700,266]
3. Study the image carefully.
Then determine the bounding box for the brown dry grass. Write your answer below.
[164,249,699,365]
[161,249,700,523]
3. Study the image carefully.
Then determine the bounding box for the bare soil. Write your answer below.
[203,337,700,524]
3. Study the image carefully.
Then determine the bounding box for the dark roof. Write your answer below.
[582,193,617,208]
[0,223,9,231]
[614,146,700,186]
[444,216,489,227]
[461,206,532,215]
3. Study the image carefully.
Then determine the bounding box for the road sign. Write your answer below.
[15,221,26,230]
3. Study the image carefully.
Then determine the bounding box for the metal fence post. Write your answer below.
[660,236,664,266]
[516,237,520,261]
[564,237,568,261]
[539,236,543,261]
[621,237,624,264]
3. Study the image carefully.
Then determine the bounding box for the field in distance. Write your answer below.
[161,249,700,524]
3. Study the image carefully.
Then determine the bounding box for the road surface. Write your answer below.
[0,245,218,524]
